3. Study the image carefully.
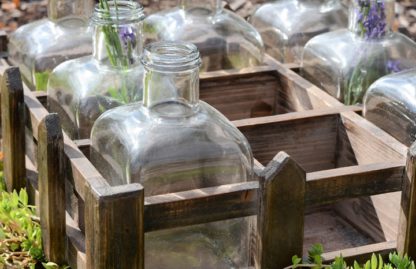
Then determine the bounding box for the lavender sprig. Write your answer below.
[355,0,387,39]
[98,0,136,68]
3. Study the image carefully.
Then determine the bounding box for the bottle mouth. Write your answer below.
[141,42,202,72]
[92,1,145,25]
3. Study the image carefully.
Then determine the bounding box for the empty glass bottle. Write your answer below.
[302,0,416,105]
[47,1,145,139]
[143,0,264,71]
[90,42,253,268]
[250,0,347,64]
[364,68,416,146]
[8,0,94,91]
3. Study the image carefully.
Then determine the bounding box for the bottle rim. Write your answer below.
[141,42,202,72]
[92,1,145,25]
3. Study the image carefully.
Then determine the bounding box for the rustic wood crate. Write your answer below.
[0,45,415,268]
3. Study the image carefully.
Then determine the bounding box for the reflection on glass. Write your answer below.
[302,0,416,105]
[47,1,145,139]
[143,0,264,71]
[8,0,94,91]
[250,0,347,64]
[364,68,416,146]
[90,42,254,268]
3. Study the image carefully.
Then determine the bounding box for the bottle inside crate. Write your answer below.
[8,0,94,91]
[47,1,145,139]
[143,0,264,71]
[364,68,416,146]
[90,42,254,268]
[250,0,348,64]
[301,0,416,105]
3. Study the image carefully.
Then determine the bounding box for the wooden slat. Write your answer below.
[322,241,397,264]
[85,183,144,269]
[1,67,26,191]
[397,142,416,259]
[256,152,305,269]
[144,181,257,232]
[306,163,404,205]
[38,114,66,264]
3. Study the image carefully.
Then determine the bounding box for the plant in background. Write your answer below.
[97,0,139,107]
[285,244,416,269]
[344,0,401,105]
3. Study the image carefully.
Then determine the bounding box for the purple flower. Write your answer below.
[355,0,387,39]
[119,26,137,48]
[387,60,402,73]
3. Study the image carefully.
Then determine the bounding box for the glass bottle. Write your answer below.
[8,0,94,91]
[143,0,264,71]
[302,0,416,105]
[363,68,416,146]
[90,42,253,268]
[250,0,348,64]
[47,1,145,139]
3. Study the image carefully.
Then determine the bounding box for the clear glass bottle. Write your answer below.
[250,0,347,64]
[8,0,94,91]
[302,0,416,105]
[47,1,145,139]
[363,68,416,146]
[143,0,264,71]
[90,42,253,268]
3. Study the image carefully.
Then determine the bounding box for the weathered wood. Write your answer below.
[1,67,26,191]
[322,241,397,264]
[145,181,257,232]
[306,163,404,205]
[37,113,66,264]
[0,31,8,58]
[397,142,416,259]
[256,152,306,269]
[85,183,144,269]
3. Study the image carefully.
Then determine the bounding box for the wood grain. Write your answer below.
[85,183,144,269]
[397,142,416,259]
[256,152,305,269]
[37,113,66,264]
[1,67,26,191]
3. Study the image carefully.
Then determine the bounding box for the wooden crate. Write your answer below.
[1,52,415,269]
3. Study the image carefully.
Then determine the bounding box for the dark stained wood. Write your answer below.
[145,181,258,232]
[256,152,306,269]
[37,113,66,264]
[397,142,416,259]
[0,31,8,58]
[1,67,26,191]
[85,183,144,269]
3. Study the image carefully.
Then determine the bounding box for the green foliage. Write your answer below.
[34,71,51,92]
[0,178,69,268]
[285,245,416,269]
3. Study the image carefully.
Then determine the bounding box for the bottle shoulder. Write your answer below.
[91,101,250,153]
[251,0,347,34]
[48,57,144,97]
[9,18,91,55]
[303,31,416,72]
[144,8,262,46]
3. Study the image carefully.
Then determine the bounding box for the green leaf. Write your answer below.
[42,262,59,269]
[308,243,324,265]
[292,255,302,268]
[19,189,28,206]
[354,260,362,269]
[371,253,377,269]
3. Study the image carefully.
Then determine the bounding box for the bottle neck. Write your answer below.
[179,0,222,12]
[92,1,145,68]
[141,42,201,117]
[48,0,94,22]
[143,68,200,115]
[348,0,394,40]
